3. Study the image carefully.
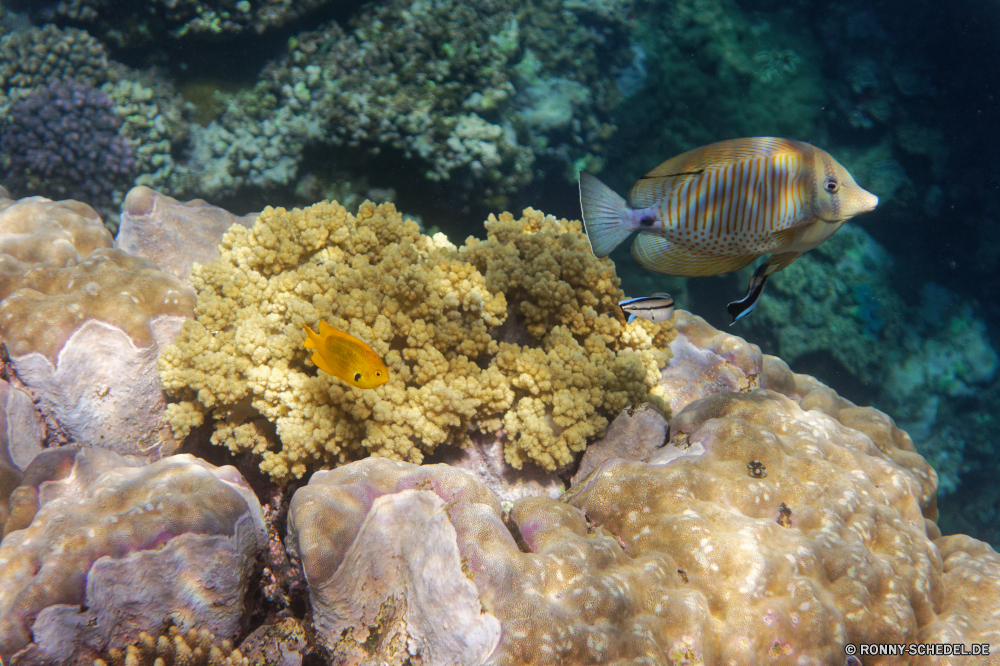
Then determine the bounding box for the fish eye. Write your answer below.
[824,179,840,193]
[376,371,382,377]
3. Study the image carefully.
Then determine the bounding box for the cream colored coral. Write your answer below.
[0,195,112,267]
[0,247,195,361]
[95,625,248,666]
[160,201,510,480]
[160,200,673,480]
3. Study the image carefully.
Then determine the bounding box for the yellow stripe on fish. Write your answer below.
[578,137,878,323]
[302,321,389,389]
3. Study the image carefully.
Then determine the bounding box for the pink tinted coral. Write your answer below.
[0,449,265,662]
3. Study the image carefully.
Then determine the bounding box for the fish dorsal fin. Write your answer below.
[631,233,758,277]
[628,137,805,208]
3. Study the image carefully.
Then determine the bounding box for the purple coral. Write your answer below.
[1,79,135,208]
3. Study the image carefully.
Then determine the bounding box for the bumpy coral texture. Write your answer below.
[0,25,108,92]
[0,194,112,267]
[94,625,248,666]
[0,450,263,662]
[159,201,671,480]
[0,25,192,207]
[283,360,953,666]
[0,246,195,361]
[1,79,135,210]
[11,0,333,46]
[183,0,632,203]
[286,333,972,665]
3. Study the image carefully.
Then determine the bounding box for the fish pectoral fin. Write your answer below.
[632,233,758,277]
[311,351,336,376]
[769,226,801,249]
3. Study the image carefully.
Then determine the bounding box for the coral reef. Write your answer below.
[0,193,194,454]
[1,448,78,539]
[0,449,266,664]
[181,0,632,203]
[287,469,502,663]
[748,224,904,385]
[115,186,257,286]
[284,312,997,665]
[12,0,334,46]
[918,534,1000,657]
[0,79,135,211]
[236,617,308,666]
[609,0,825,181]
[159,201,671,480]
[0,25,108,92]
[0,25,192,212]
[0,195,113,266]
[0,378,45,492]
[744,226,999,498]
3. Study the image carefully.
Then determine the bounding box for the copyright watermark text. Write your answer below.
[845,643,990,657]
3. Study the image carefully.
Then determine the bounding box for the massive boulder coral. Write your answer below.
[0,448,266,664]
[159,200,671,480]
[115,186,257,286]
[0,194,195,454]
[285,313,998,665]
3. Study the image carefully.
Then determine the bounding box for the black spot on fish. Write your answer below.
[354,372,362,381]
[640,217,656,227]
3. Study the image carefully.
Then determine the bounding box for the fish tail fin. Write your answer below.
[302,323,319,350]
[579,171,632,257]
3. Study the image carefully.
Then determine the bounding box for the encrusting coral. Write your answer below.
[159,200,672,480]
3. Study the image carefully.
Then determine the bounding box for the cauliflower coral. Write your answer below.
[159,200,672,480]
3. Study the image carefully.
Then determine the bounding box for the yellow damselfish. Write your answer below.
[302,321,389,389]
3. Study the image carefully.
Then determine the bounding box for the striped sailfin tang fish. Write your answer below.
[579,137,878,323]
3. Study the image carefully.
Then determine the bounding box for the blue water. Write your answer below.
[1,0,998,545]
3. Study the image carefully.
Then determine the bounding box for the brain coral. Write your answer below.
[283,311,996,665]
[159,200,671,480]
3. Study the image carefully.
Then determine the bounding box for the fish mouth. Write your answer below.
[860,190,879,212]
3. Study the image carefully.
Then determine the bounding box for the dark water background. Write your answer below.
[1,0,998,544]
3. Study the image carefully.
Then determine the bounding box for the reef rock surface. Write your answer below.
[286,311,998,665]
[0,449,266,665]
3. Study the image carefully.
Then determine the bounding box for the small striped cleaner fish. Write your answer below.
[619,293,675,324]
[579,137,878,323]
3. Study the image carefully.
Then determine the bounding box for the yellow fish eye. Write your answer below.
[824,179,840,193]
